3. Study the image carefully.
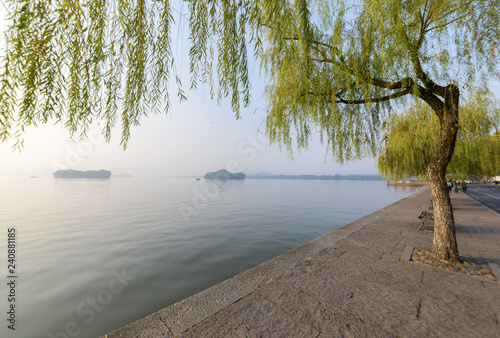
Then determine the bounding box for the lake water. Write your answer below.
[0,177,422,337]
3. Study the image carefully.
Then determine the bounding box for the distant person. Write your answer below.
[462,181,467,192]
[455,181,459,193]
[447,179,453,191]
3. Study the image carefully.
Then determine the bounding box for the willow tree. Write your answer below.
[378,94,500,180]
[256,0,500,262]
[1,0,499,262]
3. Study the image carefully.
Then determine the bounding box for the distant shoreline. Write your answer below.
[246,174,384,181]
[53,169,111,179]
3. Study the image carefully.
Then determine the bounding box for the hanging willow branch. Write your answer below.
[0,0,499,158]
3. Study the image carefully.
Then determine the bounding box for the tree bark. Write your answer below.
[425,84,460,262]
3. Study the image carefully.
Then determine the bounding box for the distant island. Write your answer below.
[204,169,246,180]
[246,173,384,181]
[54,169,111,179]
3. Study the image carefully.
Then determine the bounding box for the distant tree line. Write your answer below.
[247,174,383,181]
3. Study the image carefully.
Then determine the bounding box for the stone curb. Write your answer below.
[400,245,414,261]
[490,262,500,281]
[104,188,429,337]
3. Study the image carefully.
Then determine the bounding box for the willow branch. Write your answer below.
[335,88,412,105]
[424,13,470,33]
[399,21,445,97]
[278,25,415,93]
[297,87,414,105]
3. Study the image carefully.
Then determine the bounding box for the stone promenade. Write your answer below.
[105,187,500,337]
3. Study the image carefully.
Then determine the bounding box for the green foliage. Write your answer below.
[261,0,500,162]
[0,0,499,155]
[0,0,256,147]
[0,0,176,147]
[378,93,500,180]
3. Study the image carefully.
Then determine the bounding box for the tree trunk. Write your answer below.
[425,84,460,263]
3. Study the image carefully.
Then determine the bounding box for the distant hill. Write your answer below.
[54,169,111,179]
[246,173,383,181]
[204,169,246,180]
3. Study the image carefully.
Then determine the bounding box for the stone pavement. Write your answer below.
[104,187,500,337]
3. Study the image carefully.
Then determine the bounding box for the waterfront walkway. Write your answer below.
[105,188,500,337]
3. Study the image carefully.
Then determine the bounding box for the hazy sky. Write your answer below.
[0,5,379,178]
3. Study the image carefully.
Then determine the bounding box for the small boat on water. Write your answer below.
[387,178,427,186]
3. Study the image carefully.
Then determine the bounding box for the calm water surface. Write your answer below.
[0,177,421,337]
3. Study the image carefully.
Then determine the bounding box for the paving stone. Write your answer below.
[277,240,327,264]
[311,255,375,282]
[417,297,500,336]
[341,279,422,337]
[401,234,434,251]
[234,256,296,288]
[276,259,325,288]
[227,292,320,337]
[329,238,385,260]
[258,281,332,329]
[259,278,352,317]
[449,295,497,324]
[481,281,500,300]
[277,261,361,306]
[481,281,500,319]
[104,313,172,338]
[306,245,347,263]
[315,311,394,338]
[348,229,403,253]
[421,266,488,300]
[158,278,254,336]
[315,266,370,287]
[310,246,385,276]
[379,241,406,262]
[178,309,243,338]
[369,259,425,282]
[224,325,257,338]
[404,315,481,337]
[421,279,497,324]
[257,280,389,337]
[362,267,426,296]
